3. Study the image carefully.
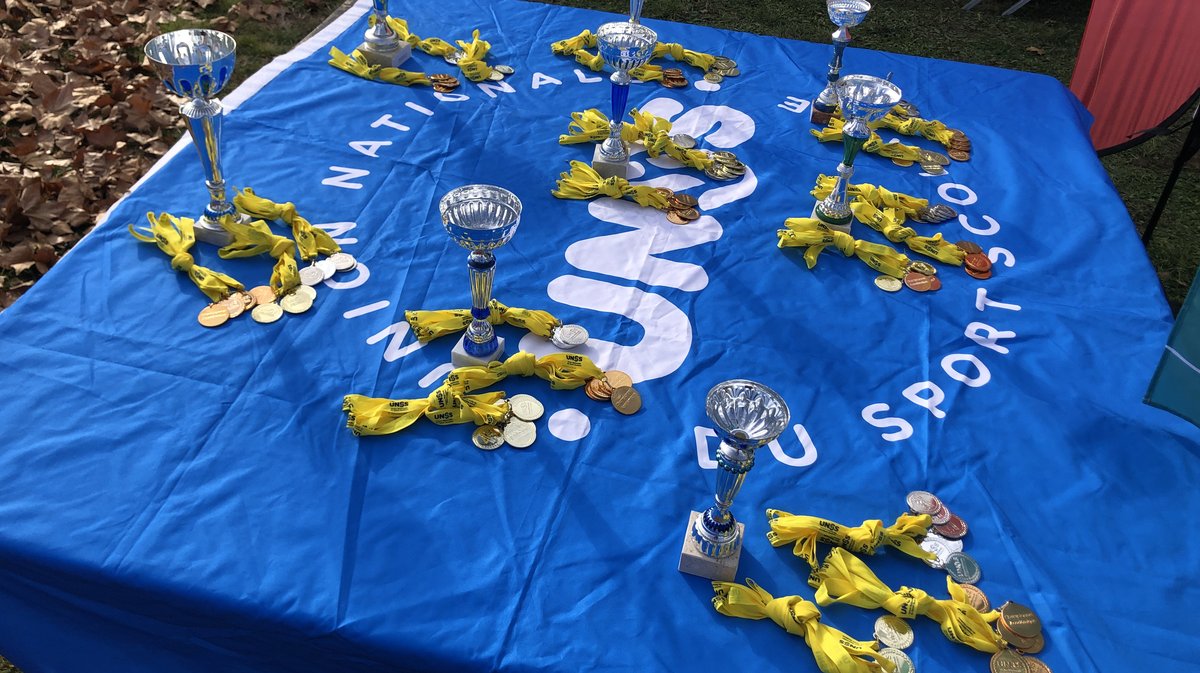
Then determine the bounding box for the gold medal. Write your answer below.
[197,303,230,328]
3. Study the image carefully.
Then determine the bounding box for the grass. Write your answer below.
[0,1,1194,670]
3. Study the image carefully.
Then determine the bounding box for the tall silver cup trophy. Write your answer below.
[810,0,872,125]
[591,20,657,179]
[358,0,412,68]
[145,29,243,247]
[440,185,523,367]
[678,379,790,582]
[813,74,902,234]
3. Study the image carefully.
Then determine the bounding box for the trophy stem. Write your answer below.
[180,97,235,245]
[599,74,632,162]
[812,32,850,124]
[630,0,646,23]
[691,439,757,559]
[464,250,498,356]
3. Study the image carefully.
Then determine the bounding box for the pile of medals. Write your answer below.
[653,188,700,225]
[906,490,981,583]
[704,150,747,181]
[907,148,950,175]
[659,66,688,88]
[913,203,957,224]
[947,129,973,162]
[202,250,358,327]
[471,393,543,450]
[990,602,1050,670]
[703,55,739,83]
[428,73,462,92]
[549,323,589,349]
[958,241,994,280]
[583,370,642,415]
[873,616,917,673]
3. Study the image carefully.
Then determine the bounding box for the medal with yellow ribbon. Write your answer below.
[129,212,245,303]
[405,299,590,350]
[712,579,895,673]
[777,217,913,278]
[552,160,672,210]
[812,118,924,163]
[559,108,718,172]
[550,29,728,86]
[814,548,1006,654]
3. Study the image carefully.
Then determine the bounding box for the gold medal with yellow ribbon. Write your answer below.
[777,217,913,278]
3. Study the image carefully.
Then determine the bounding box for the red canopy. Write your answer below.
[1070,0,1200,151]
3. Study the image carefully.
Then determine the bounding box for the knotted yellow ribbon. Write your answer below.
[652,41,717,71]
[559,109,714,171]
[765,510,936,585]
[343,351,603,435]
[777,218,912,278]
[405,299,561,342]
[327,46,433,87]
[233,188,340,262]
[552,160,671,210]
[712,579,894,673]
[215,215,301,296]
[850,202,966,265]
[814,548,1005,654]
[343,389,508,436]
[811,176,928,221]
[128,212,244,302]
[453,29,495,82]
[875,112,957,147]
[812,118,923,162]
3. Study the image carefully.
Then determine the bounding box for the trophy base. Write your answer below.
[812,203,853,236]
[451,334,505,368]
[591,144,630,180]
[358,41,412,69]
[677,510,744,582]
[194,213,237,247]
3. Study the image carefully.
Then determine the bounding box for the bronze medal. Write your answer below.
[197,303,230,328]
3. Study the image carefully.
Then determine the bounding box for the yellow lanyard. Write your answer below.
[552,160,672,210]
[233,188,340,262]
[406,299,562,341]
[766,510,935,586]
[216,215,301,296]
[777,218,913,278]
[713,579,896,673]
[551,30,717,77]
[814,548,1005,654]
[559,108,715,171]
[811,118,923,163]
[128,212,244,302]
[328,16,496,85]
[344,351,603,436]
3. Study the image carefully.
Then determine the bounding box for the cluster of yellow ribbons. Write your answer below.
[809,178,965,265]
[343,351,603,436]
[550,30,716,80]
[777,218,913,278]
[233,188,341,262]
[712,579,895,673]
[812,177,928,221]
[875,110,958,148]
[128,213,245,302]
[406,299,561,342]
[552,161,672,210]
[766,510,935,586]
[812,118,923,163]
[329,16,497,85]
[559,108,715,171]
[815,548,1006,654]
[215,215,300,296]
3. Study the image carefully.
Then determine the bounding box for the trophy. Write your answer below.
[678,379,790,582]
[810,0,872,125]
[145,29,246,247]
[591,20,657,179]
[813,74,902,234]
[440,185,523,367]
[358,0,412,68]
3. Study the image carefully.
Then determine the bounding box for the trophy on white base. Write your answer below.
[678,380,790,582]
[358,0,413,68]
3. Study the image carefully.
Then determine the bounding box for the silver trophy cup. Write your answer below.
[811,0,872,125]
[591,21,657,179]
[358,0,412,68]
[440,185,523,367]
[145,29,243,246]
[678,379,790,582]
[813,74,902,234]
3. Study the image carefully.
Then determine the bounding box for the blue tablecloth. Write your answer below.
[1,1,1197,672]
